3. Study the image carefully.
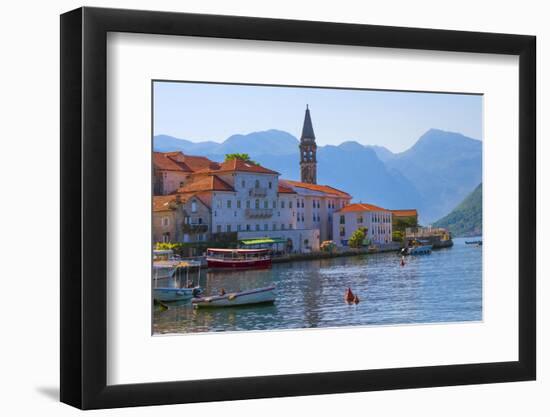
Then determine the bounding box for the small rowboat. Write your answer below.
[465,240,482,246]
[192,286,276,308]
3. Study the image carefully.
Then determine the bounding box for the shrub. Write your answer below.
[348,228,367,249]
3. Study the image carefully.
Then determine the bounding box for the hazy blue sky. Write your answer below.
[153,81,482,153]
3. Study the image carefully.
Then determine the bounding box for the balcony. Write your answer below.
[181,223,209,233]
[245,208,273,218]
[249,187,267,197]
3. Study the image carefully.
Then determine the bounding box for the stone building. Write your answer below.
[152,193,211,244]
[152,106,354,252]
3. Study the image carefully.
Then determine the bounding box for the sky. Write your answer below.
[153,81,483,153]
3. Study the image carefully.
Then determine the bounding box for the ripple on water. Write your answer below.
[153,237,482,334]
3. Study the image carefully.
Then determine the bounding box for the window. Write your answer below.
[226,224,231,232]
[241,180,245,188]
[268,181,272,189]
[289,224,292,230]
[264,224,268,231]
[246,224,251,231]
[272,200,277,209]
[255,179,260,187]
[237,224,242,232]
[216,225,222,233]
[162,232,170,243]
[340,215,345,224]
[191,199,197,213]
[264,200,268,209]
[289,201,293,209]
[216,200,222,209]
[227,200,232,208]
[255,224,260,231]
[281,224,285,230]
[179,181,185,188]
[357,215,363,224]
[281,200,285,209]
[198,217,203,224]
[237,200,241,209]
[246,200,251,209]
[273,223,277,231]
[339,226,345,237]
[255,199,260,209]
[162,216,169,227]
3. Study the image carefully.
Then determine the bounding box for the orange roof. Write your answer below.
[194,158,279,175]
[181,154,220,171]
[391,209,418,217]
[176,175,234,193]
[153,195,177,212]
[281,179,351,198]
[278,183,296,194]
[336,203,390,213]
[154,151,221,172]
[153,152,191,172]
[153,193,212,212]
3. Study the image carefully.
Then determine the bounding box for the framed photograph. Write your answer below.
[60,6,536,409]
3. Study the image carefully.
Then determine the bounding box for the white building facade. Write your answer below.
[333,203,393,247]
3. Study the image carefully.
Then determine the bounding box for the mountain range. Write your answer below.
[434,183,482,237]
[154,128,482,223]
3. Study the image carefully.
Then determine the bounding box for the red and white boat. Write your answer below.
[206,248,272,270]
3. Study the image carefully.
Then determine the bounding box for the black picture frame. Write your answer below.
[60,6,536,410]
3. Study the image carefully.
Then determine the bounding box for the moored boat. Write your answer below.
[206,248,272,270]
[408,244,432,255]
[465,240,482,246]
[192,286,276,308]
[153,260,203,302]
[153,286,202,302]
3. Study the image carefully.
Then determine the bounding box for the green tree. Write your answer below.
[348,227,366,249]
[224,153,259,165]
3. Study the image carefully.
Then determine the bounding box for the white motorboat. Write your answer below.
[192,286,276,308]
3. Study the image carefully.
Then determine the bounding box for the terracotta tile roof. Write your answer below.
[194,158,279,175]
[336,203,391,213]
[153,152,192,172]
[391,209,418,217]
[181,155,220,171]
[154,151,221,172]
[176,175,234,193]
[281,179,351,198]
[152,194,195,212]
[153,195,175,212]
[277,183,296,194]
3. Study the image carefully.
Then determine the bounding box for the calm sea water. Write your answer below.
[153,237,482,334]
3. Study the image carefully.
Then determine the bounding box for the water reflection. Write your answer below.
[153,237,482,334]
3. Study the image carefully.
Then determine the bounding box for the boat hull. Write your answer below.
[192,286,275,308]
[206,258,272,270]
[153,287,202,302]
[409,244,432,255]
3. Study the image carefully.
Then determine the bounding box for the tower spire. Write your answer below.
[301,105,316,141]
[299,105,317,184]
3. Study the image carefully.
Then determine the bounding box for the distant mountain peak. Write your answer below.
[337,141,365,151]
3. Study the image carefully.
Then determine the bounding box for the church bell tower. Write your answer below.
[299,105,317,184]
